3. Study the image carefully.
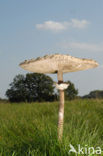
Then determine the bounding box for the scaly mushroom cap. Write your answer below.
[19,54,99,73]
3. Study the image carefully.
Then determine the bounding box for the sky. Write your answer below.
[0,0,103,98]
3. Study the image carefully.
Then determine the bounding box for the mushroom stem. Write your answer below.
[57,71,64,141]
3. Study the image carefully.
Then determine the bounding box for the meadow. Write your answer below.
[0,99,103,156]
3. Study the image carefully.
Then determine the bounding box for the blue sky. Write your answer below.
[0,0,103,98]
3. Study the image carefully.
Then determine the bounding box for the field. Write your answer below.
[0,99,103,156]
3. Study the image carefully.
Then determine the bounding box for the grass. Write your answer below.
[0,99,103,155]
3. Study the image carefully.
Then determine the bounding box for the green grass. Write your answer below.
[0,99,103,156]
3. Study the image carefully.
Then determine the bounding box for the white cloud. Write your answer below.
[71,19,89,29]
[36,19,89,32]
[60,41,103,52]
[36,21,66,32]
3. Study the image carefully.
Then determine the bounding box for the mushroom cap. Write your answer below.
[19,54,99,74]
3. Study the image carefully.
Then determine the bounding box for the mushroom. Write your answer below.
[19,54,99,141]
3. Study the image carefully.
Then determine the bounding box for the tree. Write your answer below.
[65,81,78,100]
[6,73,55,102]
[83,90,103,99]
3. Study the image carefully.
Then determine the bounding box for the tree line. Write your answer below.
[5,73,78,102]
[1,73,102,102]
[82,90,103,99]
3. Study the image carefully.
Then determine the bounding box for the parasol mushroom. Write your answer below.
[19,54,99,141]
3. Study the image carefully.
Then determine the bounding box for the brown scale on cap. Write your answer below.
[19,54,99,74]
